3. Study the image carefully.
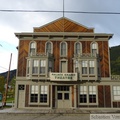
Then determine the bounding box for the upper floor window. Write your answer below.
[40,60,46,74]
[91,42,98,54]
[60,42,67,56]
[81,60,95,75]
[46,42,53,54]
[30,42,36,55]
[82,61,88,74]
[89,61,95,74]
[32,60,39,74]
[75,60,79,72]
[74,42,82,54]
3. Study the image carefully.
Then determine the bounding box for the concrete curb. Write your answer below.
[0,108,120,114]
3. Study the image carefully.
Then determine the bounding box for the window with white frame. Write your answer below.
[30,42,36,55]
[40,86,48,103]
[91,42,98,55]
[60,42,67,56]
[75,60,79,72]
[89,86,96,103]
[30,85,48,104]
[30,85,38,102]
[79,85,97,104]
[79,86,87,103]
[32,60,39,74]
[40,60,46,74]
[46,42,52,54]
[89,61,95,74]
[82,61,88,74]
[81,60,95,75]
[75,42,81,54]
[113,86,120,100]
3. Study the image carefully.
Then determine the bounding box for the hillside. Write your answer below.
[0,69,16,83]
[110,45,120,75]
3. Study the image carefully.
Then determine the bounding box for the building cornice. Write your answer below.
[15,32,113,41]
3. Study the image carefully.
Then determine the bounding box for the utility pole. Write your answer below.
[3,53,12,106]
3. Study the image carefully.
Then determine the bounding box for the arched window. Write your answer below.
[46,42,52,54]
[91,42,98,54]
[60,42,67,56]
[74,42,82,54]
[30,42,36,55]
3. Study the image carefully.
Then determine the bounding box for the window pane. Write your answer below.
[91,43,98,54]
[32,60,38,74]
[75,43,80,54]
[30,42,36,54]
[58,93,62,100]
[89,61,95,67]
[61,42,66,56]
[82,67,87,74]
[89,68,94,74]
[40,86,48,103]
[30,85,38,102]
[89,95,96,103]
[80,95,87,103]
[82,61,88,67]
[46,42,52,53]
[40,60,46,74]
[64,93,69,100]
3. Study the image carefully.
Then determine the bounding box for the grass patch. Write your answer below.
[6,97,14,103]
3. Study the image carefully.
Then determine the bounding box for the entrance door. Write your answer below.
[56,86,71,108]
[18,85,25,108]
[18,90,25,108]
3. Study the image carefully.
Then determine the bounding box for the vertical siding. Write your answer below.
[98,85,104,107]
[105,85,111,107]
[25,85,29,107]
[18,40,29,76]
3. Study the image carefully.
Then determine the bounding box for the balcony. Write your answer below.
[29,52,53,58]
[111,75,120,80]
[74,53,98,59]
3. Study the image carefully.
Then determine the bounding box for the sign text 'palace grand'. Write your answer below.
[50,73,77,81]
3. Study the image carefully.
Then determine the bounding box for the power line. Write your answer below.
[0,9,120,15]
[0,66,8,70]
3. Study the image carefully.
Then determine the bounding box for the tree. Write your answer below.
[0,76,5,94]
[10,77,16,96]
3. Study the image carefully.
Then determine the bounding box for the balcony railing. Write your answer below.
[74,53,98,58]
[111,75,120,80]
[29,52,53,57]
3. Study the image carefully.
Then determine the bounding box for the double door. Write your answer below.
[56,86,71,108]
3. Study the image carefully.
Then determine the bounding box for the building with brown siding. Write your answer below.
[14,17,120,109]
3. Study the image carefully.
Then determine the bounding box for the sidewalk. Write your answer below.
[0,107,120,114]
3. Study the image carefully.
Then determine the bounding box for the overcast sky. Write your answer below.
[0,0,120,73]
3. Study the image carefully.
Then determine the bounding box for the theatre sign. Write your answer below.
[50,72,77,81]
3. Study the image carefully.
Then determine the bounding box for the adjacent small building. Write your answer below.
[14,17,120,109]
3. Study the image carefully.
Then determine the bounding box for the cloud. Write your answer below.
[0,0,120,73]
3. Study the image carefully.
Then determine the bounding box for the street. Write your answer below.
[0,113,90,120]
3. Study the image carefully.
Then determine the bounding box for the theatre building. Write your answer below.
[14,17,120,109]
